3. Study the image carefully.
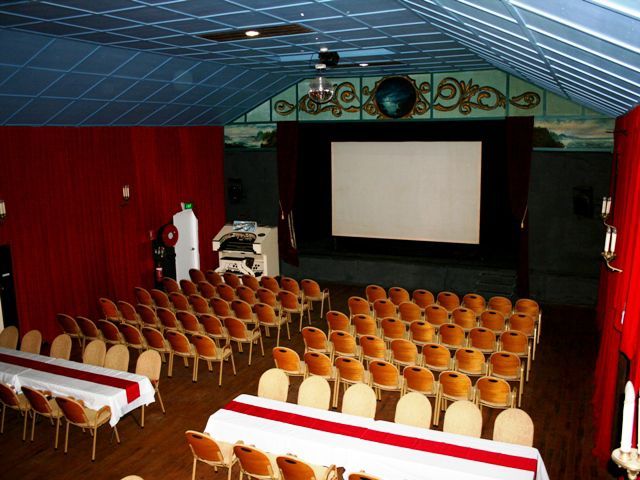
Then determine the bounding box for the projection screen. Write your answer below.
[331,141,482,244]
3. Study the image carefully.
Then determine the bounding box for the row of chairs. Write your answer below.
[158,273,331,322]
[325,312,534,360]
[0,326,43,354]
[353,286,542,342]
[271,345,524,418]
[0,381,120,461]
[302,324,532,386]
[257,367,533,445]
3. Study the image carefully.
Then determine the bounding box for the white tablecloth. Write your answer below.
[205,394,549,480]
[0,347,155,426]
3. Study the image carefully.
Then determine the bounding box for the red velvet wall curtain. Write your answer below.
[0,126,225,341]
[593,106,640,462]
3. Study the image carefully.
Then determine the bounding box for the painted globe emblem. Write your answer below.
[374,76,417,118]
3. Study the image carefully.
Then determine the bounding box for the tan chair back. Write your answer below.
[20,329,42,354]
[205,270,224,286]
[395,392,431,428]
[189,268,206,284]
[104,344,130,371]
[443,400,482,437]
[423,343,451,370]
[99,297,120,321]
[176,311,201,334]
[297,376,331,410]
[273,347,302,373]
[452,307,477,330]
[437,291,460,311]
[162,277,181,294]
[500,330,528,355]
[388,286,410,306]
[169,292,190,312]
[342,384,377,418]
[241,274,260,291]
[280,277,301,296]
[301,327,328,350]
[50,334,72,360]
[157,307,181,330]
[490,351,521,377]
[353,314,377,336]
[198,281,217,300]
[304,352,332,377]
[373,299,396,319]
[509,312,535,336]
[77,316,101,340]
[425,304,448,326]
[439,324,465,348]
[223,273,241,289]
[330,330,358,356]
[258,368,289,402]
[189,294,212,315]
[231,299,254,321]
[462,293,486,315]
[412,289,435,309]
[403,366,436,394]
[455,348,485,375]
[165,330,192,354]
[119,323,146,349]
[488,296,513,316]
[236,286,258,305]
[476,376,513,405]
[185,430,225,463]
[369,360,400,388]
[234,445,275,478]
[117,301,139,324]
[180,279,199,296]
[136,350,162,382]
[409,320,435,344]
[390,339,418,365]
[493,408,534,446]
[151,289,172,309]
[365,285,386,304]
[277,455,320,480]
[224,317,248,340]
[136,305,159,328]
[399,301,421,322]
[134,287,154,307]
[216,284,236,303]
[98,319,123,343]
[83,339,106,366]
[141,327,168,351]
[439,370,473,400]
[260,275,280,294]
[22,386,55,416]
[381,317,406,340]
[348,296,370,316]
[211,297,232,317]
[56,314,81,338]
[360,335,386,361]
[480,310,506,332]
[254,303,279,326]
[335,356,367,383]
[469,327,496,352]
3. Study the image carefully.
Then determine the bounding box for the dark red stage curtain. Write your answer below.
[593,105,640,463]
[505,116,534,297]
[0,127,225,341]
[276,121,299,266]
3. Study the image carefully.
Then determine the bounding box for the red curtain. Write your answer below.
[593,106,640,462]
[0,126,225,341]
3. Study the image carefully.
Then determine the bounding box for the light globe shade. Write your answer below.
[308,76,334,103]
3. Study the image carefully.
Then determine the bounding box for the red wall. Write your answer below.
[0,126,225,340]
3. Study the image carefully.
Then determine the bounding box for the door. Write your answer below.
[0,245,18,329]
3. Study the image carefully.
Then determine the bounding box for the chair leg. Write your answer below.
[114,425,120,443]
[141,405,145,428]
[0,404,4,434]
[168,352,174,377]
[30,411,36,441]
[92,426,98,461]
[22,409,28,441]
[275,324,281,347]
[157,386,166,414]
[258,334,264,356]
[298,312,304,332]
[192,356,199,382]
[192,457,197,480]
[248,341,253,366]
[54,417,60,449]
[230,352,236,375]
[218,360,224,386]
[64,421,70,454]
[285,319,291,340]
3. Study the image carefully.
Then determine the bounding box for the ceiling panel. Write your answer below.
[0,0,637,124]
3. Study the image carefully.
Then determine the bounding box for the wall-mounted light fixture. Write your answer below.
[601,196,622,272]
[0,199,5,222]
[601,196,612,220]
[122,185,130,204]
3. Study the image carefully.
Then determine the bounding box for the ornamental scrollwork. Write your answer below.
[509,92,541,110]
[273,99,296,116]
[298,81,360,117]
[433,77,506,114]
[362,76,431,119]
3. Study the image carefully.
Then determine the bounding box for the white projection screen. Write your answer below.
[331,141,482,244]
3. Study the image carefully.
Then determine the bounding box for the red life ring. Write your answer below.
[160,224,179,247]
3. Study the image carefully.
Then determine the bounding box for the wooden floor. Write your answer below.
[0,284,612,479]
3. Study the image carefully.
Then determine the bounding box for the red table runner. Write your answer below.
[0,353,140,403]
[224,400,538,475]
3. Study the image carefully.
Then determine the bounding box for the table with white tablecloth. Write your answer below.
[0,347,155,426]
[205,394,549,480]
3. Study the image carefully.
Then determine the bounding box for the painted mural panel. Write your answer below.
[432,70,508,119]
[533,117,614,150]
[246,99,271,123]
[224,123,276,149]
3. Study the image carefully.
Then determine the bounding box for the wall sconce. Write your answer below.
[601,196,612,220]
[603,225,622,273]
[0,199,5,222]
[122,185,130,205]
